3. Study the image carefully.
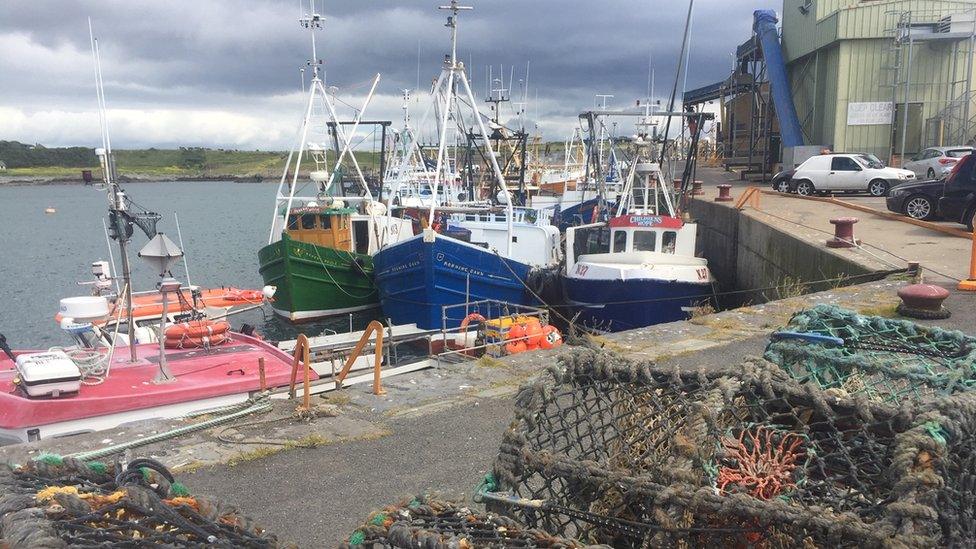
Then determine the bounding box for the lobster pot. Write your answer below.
[490,349,974,547]
[765,305,976,404]
[341,495,596,548]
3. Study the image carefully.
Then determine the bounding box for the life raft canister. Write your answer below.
[164,320,230,349]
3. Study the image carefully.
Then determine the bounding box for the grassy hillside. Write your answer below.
[0,142,288,179]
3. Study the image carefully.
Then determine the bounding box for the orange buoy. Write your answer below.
[164,332,230,349]
[524,318,543,349]
[505,339,527,355]
[540,325,563,349]
[164,320,230,340]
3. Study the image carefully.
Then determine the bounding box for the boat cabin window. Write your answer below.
[301,214,316,230]
[662,231,677,254]
[612,230,628,253]
[320,214,332,230]
[633,230,656,252]
[287,214,299,230]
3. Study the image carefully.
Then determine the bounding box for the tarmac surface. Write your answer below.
[182,393,514,547]
[695,167,973,283]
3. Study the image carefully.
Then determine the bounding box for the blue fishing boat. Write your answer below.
[562,157,714,332]
[375,1,560,330]
[373,230,533,329]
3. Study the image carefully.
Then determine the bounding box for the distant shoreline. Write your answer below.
[0,174,276,186]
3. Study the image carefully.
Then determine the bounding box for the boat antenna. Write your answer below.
[658,0,695,168]
[89,18,138,362]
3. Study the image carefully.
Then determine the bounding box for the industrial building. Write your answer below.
[688,0,976,176]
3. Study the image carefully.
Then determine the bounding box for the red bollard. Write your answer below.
[691,180,704,196]
[826,217,860,248]
[897,284,950,319]
[715,184,733,202]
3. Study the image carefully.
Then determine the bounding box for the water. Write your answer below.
[0,181,374,349]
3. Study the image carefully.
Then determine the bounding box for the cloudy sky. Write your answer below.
[1,0,776,150]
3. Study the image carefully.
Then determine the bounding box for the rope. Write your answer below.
[309,242,377,300]
[67,395,273,461]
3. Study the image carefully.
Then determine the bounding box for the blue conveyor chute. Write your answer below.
[753,9,804,148]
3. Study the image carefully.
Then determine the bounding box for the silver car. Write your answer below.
[902,146,973,180]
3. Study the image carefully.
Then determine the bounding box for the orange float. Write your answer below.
[505,323,527,355]
[540,325,563,349]
[524,318,543,349]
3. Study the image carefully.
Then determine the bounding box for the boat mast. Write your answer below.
[430,0,514,254]
[89,20,137,362]
[268,0,379,244]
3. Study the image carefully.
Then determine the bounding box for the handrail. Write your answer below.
[335,320,387,396]
[288,334,312,411]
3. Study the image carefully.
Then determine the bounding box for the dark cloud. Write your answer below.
[0,0,778,147]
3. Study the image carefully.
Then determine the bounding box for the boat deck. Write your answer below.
[0,333,305,440]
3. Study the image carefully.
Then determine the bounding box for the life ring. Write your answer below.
[456,313,486,348]
[164,332,230,349]
[164,320,230,340]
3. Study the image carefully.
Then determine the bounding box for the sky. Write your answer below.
[0,0,777,150]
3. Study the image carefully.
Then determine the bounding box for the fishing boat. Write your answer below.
[0,332,301,444]
[374,1,559,330]
[562,144,713,331]
[55,260,266,347]
[259,8,411,322]
[0,23,304,445]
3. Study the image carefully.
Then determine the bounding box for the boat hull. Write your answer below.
[373,234,534,330]
[562,276,712,332]
[258,233,378,322]
[0,334,306,443]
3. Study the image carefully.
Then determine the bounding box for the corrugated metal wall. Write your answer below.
[783,0,976,159]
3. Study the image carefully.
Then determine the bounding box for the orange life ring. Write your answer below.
[164,332,230,349]
[164,320,230,340]
[456,313,486,349]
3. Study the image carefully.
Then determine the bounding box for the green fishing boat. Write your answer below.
[259,11,414,322]
[259,206,380,321]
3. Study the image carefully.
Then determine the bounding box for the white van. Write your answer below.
[791,153,915,196]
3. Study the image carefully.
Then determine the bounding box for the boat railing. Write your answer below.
[434,300,550,366]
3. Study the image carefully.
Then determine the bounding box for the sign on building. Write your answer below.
[847,102,893,126]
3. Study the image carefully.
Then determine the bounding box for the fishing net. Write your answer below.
[0,454,280,548]
[487,348,967,547]
[342,495,604,548]
[764,305,976,404]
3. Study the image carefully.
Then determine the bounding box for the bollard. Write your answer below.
[715,184,733,202]
[691,180,704,196]
[960,233,976,292]
[897,284,951,319]
[826,217,860,248]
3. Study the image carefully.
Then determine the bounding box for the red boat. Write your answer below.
[0,332,312,444]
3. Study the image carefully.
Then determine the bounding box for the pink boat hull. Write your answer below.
[0,333,312,442]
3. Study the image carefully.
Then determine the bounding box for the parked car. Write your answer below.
[790,153,915,196]
[938,153,976,231]
[770,168,795,192]
[885,179,945,220]
[902,146,973,180]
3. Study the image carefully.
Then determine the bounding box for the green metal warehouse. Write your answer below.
[782,0,976,163]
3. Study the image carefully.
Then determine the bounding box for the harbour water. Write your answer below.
[0,180,375,349]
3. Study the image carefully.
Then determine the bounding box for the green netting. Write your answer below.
[764,304,976,404]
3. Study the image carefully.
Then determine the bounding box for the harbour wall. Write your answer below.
[688,198,883,308]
